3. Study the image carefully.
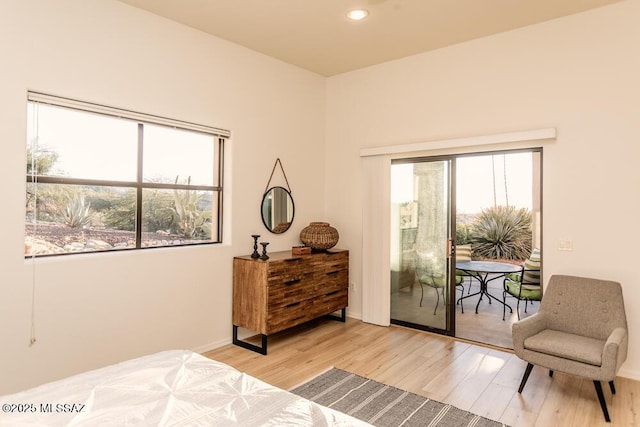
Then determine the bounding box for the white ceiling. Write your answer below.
[116,0,621,76]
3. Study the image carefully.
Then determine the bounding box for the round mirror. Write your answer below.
[261,186,295,234]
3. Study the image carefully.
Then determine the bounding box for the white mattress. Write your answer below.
[0,350,370,426]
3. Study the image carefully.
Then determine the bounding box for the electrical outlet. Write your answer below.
[558,239,573,251]
[349,281,356,291]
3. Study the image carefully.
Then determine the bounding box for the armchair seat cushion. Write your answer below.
[505,272,520,282]
[524,329,605,366]
[505,280,541,300]
[418,274,463,288]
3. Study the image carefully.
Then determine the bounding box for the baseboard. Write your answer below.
[346,311,362,320]
[191,337,230,355]
[618,366,640,381]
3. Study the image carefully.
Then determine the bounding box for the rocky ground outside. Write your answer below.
[24,222,191,255]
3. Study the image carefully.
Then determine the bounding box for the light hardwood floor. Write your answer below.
[204,318,639,427]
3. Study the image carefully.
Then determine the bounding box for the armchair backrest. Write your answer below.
[455,245,471,262]
[540,275,627,340]
[522,248,541,285]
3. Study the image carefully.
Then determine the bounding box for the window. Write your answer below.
[25,92,229,257]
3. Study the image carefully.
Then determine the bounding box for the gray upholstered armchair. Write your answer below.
[512,275,628,423]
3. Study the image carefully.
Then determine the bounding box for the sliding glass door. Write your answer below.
[390,157,456,334]
[390,148,542,346]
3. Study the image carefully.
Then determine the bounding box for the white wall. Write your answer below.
[326,0,640,379]
[0,0,326,394]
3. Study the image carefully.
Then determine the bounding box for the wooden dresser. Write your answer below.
[232,249,348,354]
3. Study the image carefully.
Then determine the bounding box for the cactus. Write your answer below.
[172,176,212,238]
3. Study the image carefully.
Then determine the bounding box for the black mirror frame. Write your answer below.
[261,186,295,234]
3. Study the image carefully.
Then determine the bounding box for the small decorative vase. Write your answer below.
[299,222,339,250]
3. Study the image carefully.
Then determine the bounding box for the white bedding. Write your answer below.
[0,350,370,426]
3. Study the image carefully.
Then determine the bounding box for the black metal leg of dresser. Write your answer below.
[232,325,268,355]
[325,308,346,322]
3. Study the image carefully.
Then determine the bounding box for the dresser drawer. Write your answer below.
[267,274,316,309]
[311,288,348,315]
[313,268,348,290]
[309,251,348,273]
[266,301,313,333]
[267,257,306,283]
[266,288,348,334]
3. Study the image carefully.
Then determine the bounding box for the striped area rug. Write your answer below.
[291,368,508,427]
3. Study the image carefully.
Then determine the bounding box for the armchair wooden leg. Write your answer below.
[518,363,534,393]
[593,380,611,422]
[609,380,616,394]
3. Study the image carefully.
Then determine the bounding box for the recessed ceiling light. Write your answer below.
[347,9,369,21]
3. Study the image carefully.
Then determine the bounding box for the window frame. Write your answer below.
[25,92,229,257]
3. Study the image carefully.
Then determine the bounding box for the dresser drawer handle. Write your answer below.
[326,270,340,275]
[284,279,301,286]
[285,257,301,262]
[326,291,339,296]
[286,302,301,308]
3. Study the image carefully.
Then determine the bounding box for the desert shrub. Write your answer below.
[100,188,176,233]
[455,222,471,245]
[26,147,58,175]
[469,205,532,261]
[25,148,59,210]
[143,189,175,232]
[102,190,137,231]
[27,184,75,224]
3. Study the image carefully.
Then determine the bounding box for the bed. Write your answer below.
[0,350,370,426]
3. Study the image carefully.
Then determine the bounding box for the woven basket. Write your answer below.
[299,222,339,250]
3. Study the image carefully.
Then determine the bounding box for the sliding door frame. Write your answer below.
[390,154,458,337]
